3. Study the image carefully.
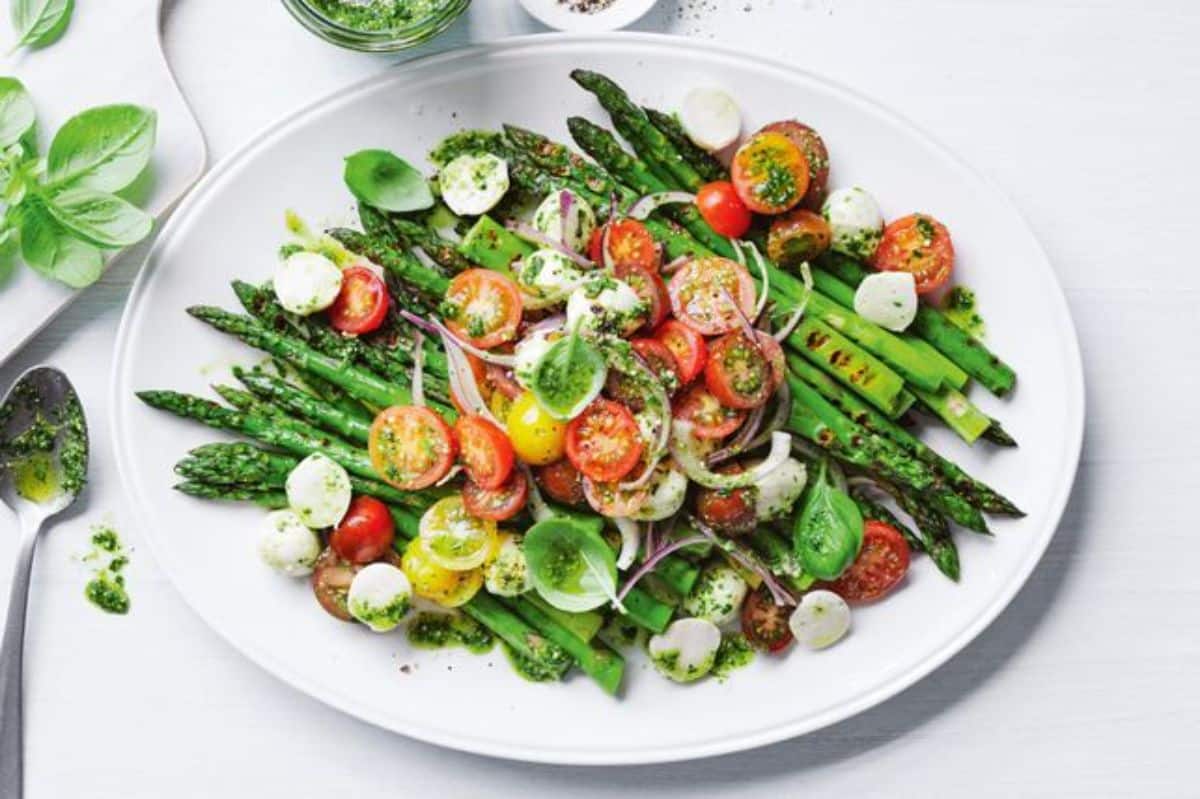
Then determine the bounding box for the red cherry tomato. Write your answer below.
[695,465,757,536]
[696,181,753,239]
[705,331,774,410]
[759,120,830,209]
[368,406,457,490]
[565,399,644,482]
[462,470,528,522]
[740,586,794,652]
[535,459,586,507]
[673,385,746,439]
[582,474,651,518]
[592,218,659,271]
[328,266,389,335]
[828,520,911,602]
[330,496,396,564]
[443,268,523,349]
[606,338,680,411]
[667,256,757,336]
[755,331,787,392]
[731,131,810,215]
[454,414,515,490]
[871,214,955,295]
[614,261,669,331]
[653,320,708,385]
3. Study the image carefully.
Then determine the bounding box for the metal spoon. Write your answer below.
[0,367,88,799]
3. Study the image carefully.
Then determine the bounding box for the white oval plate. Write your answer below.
[111,34,1084,765]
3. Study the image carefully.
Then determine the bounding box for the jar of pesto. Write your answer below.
[282,0,470,52]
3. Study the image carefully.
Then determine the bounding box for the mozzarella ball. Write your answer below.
[258,510,322,577]
[347,562,413,633]
[273,251,343,316]
[286,453,352,529]
[822,187,884,261]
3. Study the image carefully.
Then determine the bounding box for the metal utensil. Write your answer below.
[0,367,88,798]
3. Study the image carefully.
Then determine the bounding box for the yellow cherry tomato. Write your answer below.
[418,496,498,572]
[488,390,515,425]
[400,538,483,608]
[506,391,567,465]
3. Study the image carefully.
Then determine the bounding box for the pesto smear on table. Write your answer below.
[83,524,131,615]
[306,0,450,31]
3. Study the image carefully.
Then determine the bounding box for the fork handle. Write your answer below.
[0,524,41,799]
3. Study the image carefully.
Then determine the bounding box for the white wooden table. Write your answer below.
[3,1,1198,795]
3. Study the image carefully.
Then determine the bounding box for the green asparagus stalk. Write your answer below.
[642,106,728,183]
[234,367,373,445]
[500,596,624,694]
[849,492,924,553]
[389,216,475,275]
[174,481,287,508]
[910,384,992,445]
[855,482,961,582]
[816,253,1017,396]
[786,353,1022,516]
[980,418,1017,447]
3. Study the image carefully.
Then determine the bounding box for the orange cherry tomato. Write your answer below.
[454,414,515,491]
[653,319,708,385]
[368,406,457,490]
[564,399,644,483]
[443,268,523,349]
[731,131,810,215]
[759,120,830,209]
[871,213,955,295]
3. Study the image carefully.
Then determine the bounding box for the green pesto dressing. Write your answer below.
[83,524,130,615]
[711,633,756,681]
[407,611,494,654]
[306,0,450,32]
[0,383,87,503]
[500,641,563,683]
[942,286,986,339]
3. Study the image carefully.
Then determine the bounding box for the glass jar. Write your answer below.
[281,0,470,53]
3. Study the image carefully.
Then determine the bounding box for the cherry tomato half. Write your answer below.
[740,586,795,652]
[705,331,774,410]
[696,181,753,239]
[614,261,669,332]
[606,338,680,411]
[535,459,586,507]
[731,131,810,215]
[673,385,746,439]
[828,520,911,602]
[760,121,830,209]
[653,319,708,385]
[328,266,389,335]
[506,391,567,466]
[330,496,395,564]
[462,469,529,522]
[565,399,644,482]
[368,405,457,490]
[582,473,651,518]
[667,256,757,336]
[871,213,955,295]
[767,209,832,268]
[695,465,757,537]
[454,414,515,490]
[443,268,523,349]
[755,331,787,392]
[591,218,659,272]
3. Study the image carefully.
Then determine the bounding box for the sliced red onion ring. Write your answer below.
[506,220,593,269]
[671,421,790,489]
[438,328,502,426]
[559,190,574,246]
[691,517,796,606]
[399,310,517,368]
[410,329,426,407]
[642,521,657,563]
[745,241,770,321]
[411,246,441,274]
[601,223,615,272]
[618,351,671,490]
[774,261,814,342]
[521,462,554,522]
[708,379,791,467]
[662,255,692,275]
[525,314,566,337]
[707,403,765,467]
[614,518,640,570]
[628,191,696,220]
[434,463,462,487]
[618,534,708,601]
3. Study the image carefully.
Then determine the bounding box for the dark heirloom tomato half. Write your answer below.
[536,459,586,506]
[741,586,795,652]
[606,338,680,411]
[695,463,757,537]
[767,209,832,267]
[705,331,774,410]
[462,469,528,522]
[312,546,402,622]
[871,213,955,295]
[760,120,830,209]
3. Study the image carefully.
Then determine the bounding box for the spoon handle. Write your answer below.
[0,524,40,799]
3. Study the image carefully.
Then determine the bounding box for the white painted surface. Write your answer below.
[1,0,1197,795]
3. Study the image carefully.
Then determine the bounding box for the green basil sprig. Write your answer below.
[9,0,73,52]
[793,459,864,580]
[0,78,156,287]
[524,517,622,613]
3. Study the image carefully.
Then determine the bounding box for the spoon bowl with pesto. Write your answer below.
[0,366,88,797]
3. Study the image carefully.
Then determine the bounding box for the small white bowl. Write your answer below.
[517,0,659,32]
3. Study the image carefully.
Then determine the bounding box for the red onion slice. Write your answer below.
[628,191,696,220]
[618,535,708,601]
[399,310,517,368]
[774,261,814,342]
[558,190,574,246]
[691,517,796,606]
[662,255,692,275]
[410,329,426,407]
[506,220,593,269]
[614,518,640,570]
[745,241,770,321]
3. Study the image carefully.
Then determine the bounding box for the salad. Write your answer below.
[140,70,1021,695]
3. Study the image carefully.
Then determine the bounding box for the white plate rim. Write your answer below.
[110,32,1085,766]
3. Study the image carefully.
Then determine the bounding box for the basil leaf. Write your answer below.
[44,187,152,248]
[10,0,72,50]
[530,329,606,420]
[0,77,35,149]
[343,149,433,213]
[17,200,102,287]
[44,104,156,192]
[793,461,864,580]
[524,517,620,613]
